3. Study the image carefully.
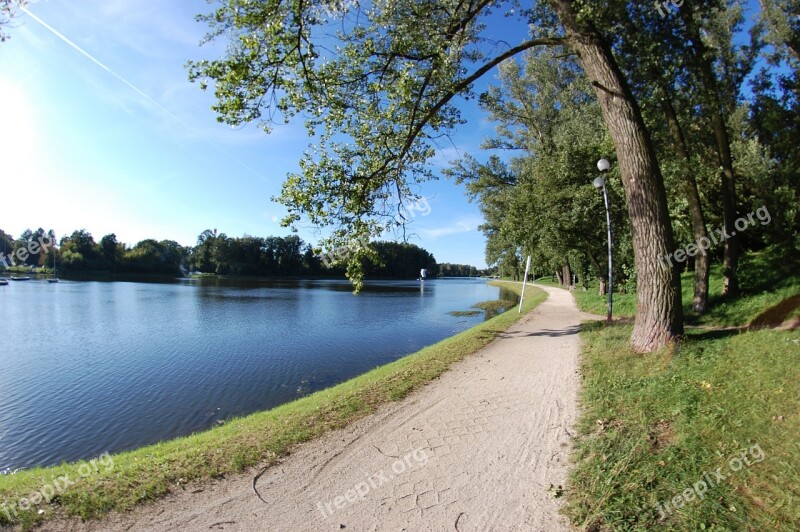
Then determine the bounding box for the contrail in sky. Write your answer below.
[20,6,186,126]
[19,5,269,182]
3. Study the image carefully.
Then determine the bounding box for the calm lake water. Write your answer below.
[0,277,515,471]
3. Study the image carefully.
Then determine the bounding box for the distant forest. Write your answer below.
[0,228,487,279]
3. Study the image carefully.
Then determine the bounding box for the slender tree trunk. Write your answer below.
[551,0,683,352]
[563,260,572,288]
[679,9,740,297]
[584,242,607,295]
[556,270,563,286]
[657,81,710,314]
[712,114,740,297]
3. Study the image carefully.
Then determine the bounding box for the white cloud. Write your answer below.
[417,217,483,239]
[429,145,465,168]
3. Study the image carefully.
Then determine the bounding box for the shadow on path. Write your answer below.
[498,325,583,338]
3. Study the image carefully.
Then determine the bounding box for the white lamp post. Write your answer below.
[594,158,613,322]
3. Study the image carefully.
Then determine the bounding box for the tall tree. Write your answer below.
[448,48,630,296]
[602,5,713,314]
[676,2,760,297]
[548,0,686,351]
[190,0,685,351]
[656,83,711,313]
[758,0,800,63]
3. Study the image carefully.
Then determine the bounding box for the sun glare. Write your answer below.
[0,77,38,180]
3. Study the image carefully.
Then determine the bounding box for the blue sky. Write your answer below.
[0,1,521,268]
[1,1,766,269]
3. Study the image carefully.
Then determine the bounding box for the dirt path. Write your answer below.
[48,285,585,531]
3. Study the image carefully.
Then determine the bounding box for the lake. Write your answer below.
[0,277,516,471]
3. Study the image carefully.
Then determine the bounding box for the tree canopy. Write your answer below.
[0,227,449,280]
[188,0,799,352]
[189,0,690,351]
[188,0,568,285]
[0,0,25,42]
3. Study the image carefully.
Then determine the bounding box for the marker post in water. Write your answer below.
[518,255,531,313]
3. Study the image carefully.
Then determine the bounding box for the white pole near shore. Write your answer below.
[518,255,531,313]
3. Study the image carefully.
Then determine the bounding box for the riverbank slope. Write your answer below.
[38,284,583,531]
[0,281,547,530]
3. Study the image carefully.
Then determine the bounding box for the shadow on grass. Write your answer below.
[684,327,744,342]
[737,246,799,294]
[748,294,800,329]
[580,320,606,333]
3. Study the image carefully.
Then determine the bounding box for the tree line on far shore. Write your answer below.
[0,228,486,279]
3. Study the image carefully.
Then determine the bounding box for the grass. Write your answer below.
[691,254,800,327]
[565,248,800,531]
[448,310,482,317]
[572,285,638,318]
[446,298,518,319]
[544,247,800,327]
[565,325,800,531]
[189,272,223,279]
[0,281,546,530]
[472,299,517,311]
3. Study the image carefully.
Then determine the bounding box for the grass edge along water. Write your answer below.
[0,281,546,530]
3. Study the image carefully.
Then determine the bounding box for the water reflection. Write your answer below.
[0,278,511,470]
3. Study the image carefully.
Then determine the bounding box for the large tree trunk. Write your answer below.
[551,0,684,352]
[563,260,572,289]
[679,10,740,297]
[657,82,710,314]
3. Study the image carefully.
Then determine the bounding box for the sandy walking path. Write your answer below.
[50,285,585,531]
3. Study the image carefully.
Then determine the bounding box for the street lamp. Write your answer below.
[593,158,613,323]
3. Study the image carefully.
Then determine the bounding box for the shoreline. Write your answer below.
[0,281,547,530]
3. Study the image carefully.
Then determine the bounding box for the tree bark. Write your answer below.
[657,82,710,314]
[583,240,607,294]
[679,9,740,297]
[563,260,572,289]
[551,0,684,352]
[712,113,741,297]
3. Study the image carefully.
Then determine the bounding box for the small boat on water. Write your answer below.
[0,279,8,286]
[10,276,31,281]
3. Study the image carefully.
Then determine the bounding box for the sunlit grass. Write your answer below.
[565,250,800,530]
[565,324,800,530]
[472,299,517,311]
[542,247,800,327]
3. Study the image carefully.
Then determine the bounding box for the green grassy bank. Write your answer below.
[0,281,545,530]
[564,251,800,530]
[566,247,800,327]
[566,325,799,531]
